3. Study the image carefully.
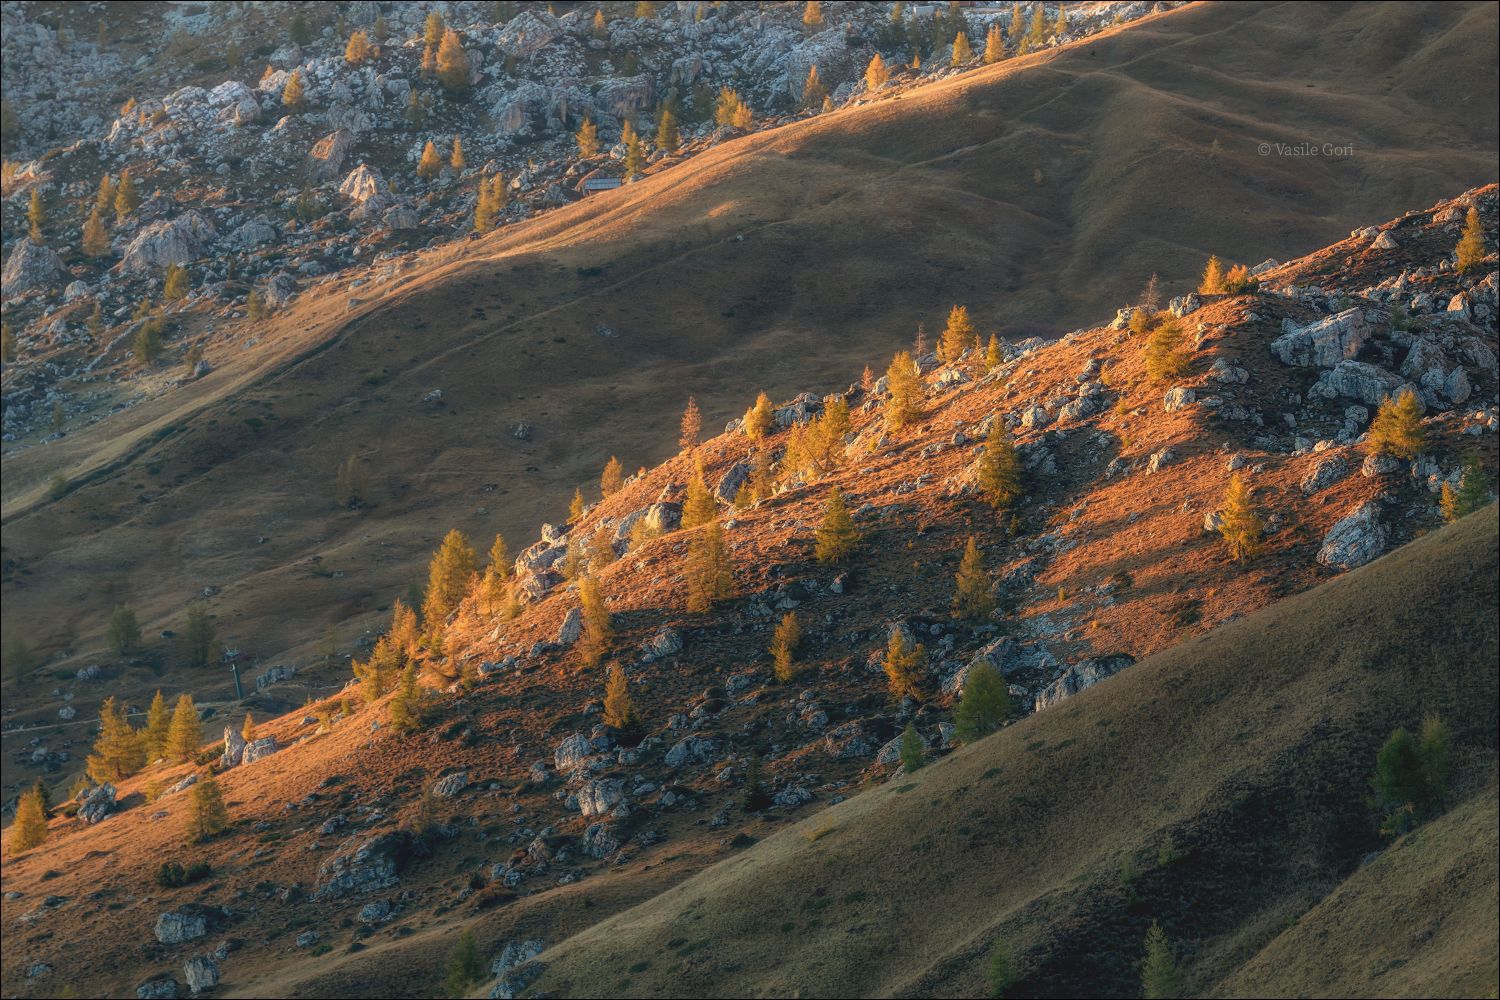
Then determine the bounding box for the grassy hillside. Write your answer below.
[3,0,1496,715]
[525,506,1499,999]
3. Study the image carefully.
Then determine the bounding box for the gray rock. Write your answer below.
[1146,448,1175,473]
[1300,453,1352,495]
[576,778,624,817]
[1,239,65,295]
[553,733,592,772]
[1312,361,1409,407]
[1034,656,1134,711]
[641,627,683,660]
[136,975,180,999]
[220,726,246,768]
[1270,308,1370,367]
[77,783,116,824]
[663,735,715,768]
[773,784,813,809]
[556,606,582,647]
[119,212,218,272]
[183,956,218,994]
[1163,386,1196,413]
[715,461,751,504]
[242,736,279,764]
[357,899,392,924]
[1316,500,1389,570]
[307,128,355,183]
[431,771,469,798]
[154,910,207,945]
[313,832,409,899]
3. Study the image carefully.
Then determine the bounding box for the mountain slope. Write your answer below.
[522,506,1499,999]
[3,0,1497,717]
[1211,784,1499,1000]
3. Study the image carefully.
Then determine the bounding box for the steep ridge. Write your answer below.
[520,506,1500,999]
[1,178,1495,998]
[3,0,1497,723]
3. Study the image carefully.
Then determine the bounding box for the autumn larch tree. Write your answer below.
[814,486,860,564]
[865,52,890,89]
[685,520,732,612]
[682,461,718,529]
[27,189,45,243]
[1455,206,1487,274]
[87,696,146,783]
[1217,473,1263,561]
[422,528,477,642]
[885,350,924,430]
[282,70,306,111]
[578,574,612,668]
[801,65,827,109]
[771,611,801,683]
[416,140,443,179]
[569,487,586,522]
[743,391,775,440]
[576,117,600,157]
[82,206,110,257]
[983,22,1006,63]
[163,262,190,301]
[951,31,973,64]
[1366,389,1426,460]
[600,455,624,497]
[883,628,926,701]
[345,29,370,66]
[952,536,995,620]
[802,0,824,30]
[1197,254,1225,295]
[623,129,646,179]
[450,134,465,171]
[679,396,702,451]
[8,788,49,855]
[143,689,172,761]
[602,662,639,732]
[937,304,976,365]
[166,693,203,763]
[1144,316,1190,383]
[436,29,470,91]
[114,169,141,220]
[186,771,230,842]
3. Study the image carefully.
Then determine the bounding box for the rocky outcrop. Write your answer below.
[183,956,218,994]
[220,726,246,768]
[338,163,387,205]
[1270,308,1370,367]
[307,128,355,183]
[1316,500,1390,570]
[1310,360,1410,407]
[77,783,116,824]
[314,832,414,899]
[119,212,218,272]
[242,736,279,764]
[1300,453,1352,495]
[1033,656,1134,711]
[432,771,469,798]
[576,778,624,817]
[154,909,207,945]
[1,239,65,295]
